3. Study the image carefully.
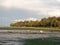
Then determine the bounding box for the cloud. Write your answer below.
[56,0,60,2]
[0,8,47,26]
[1,0,60,26]
[48,10,60,17]
[0,0,60,17]
[14,17,38,22]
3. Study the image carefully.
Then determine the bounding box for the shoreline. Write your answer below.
[0,27,60,30]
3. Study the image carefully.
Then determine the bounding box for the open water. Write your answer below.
[0,30,60,45]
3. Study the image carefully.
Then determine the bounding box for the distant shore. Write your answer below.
[0,27,60,31]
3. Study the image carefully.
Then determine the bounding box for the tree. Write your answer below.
[10,16,60,28]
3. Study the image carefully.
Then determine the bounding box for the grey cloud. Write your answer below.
[42,0,60,7]
[0,8,48,26]
[1,0,59,26]
[36,0,60,8]
[0,0,6,3]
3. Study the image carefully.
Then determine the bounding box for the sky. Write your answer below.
[0,0,60,26]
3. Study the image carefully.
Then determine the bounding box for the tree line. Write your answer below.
[10,16,60,28]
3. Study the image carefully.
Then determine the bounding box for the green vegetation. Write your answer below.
[24,37,60,45]
[0,27,60,30]
[10,16,60,28]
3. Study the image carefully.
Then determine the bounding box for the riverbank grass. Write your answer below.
[0,27,60,30]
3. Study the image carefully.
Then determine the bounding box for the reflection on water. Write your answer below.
[0,37,25,45]
[0,30,60,45]
[0,37,60,45]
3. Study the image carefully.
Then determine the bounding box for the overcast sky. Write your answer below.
[0,0,60,26]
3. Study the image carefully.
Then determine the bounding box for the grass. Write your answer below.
[0,27,60,31]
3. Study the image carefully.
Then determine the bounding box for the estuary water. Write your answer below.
[0,30,60,45]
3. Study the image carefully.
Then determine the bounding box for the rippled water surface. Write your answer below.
[0,30,60,45]
[0,36,60,45]
[0,38,24,45]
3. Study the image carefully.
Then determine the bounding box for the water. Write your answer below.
[0,38,24,45]
[0,30,60,45]
[0,37,60,45]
